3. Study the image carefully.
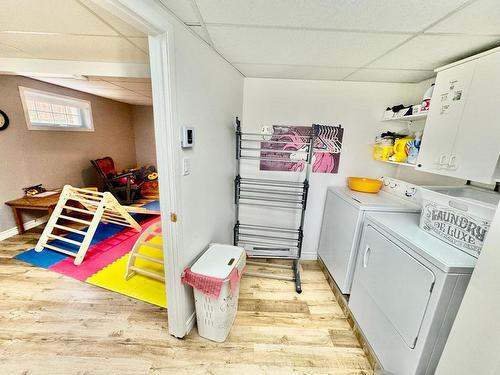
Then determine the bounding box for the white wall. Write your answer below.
[242,78,420,257]
[172,21,244,333]
[435,203,500,375]
[242,78,467,257]
[101,0,244,338]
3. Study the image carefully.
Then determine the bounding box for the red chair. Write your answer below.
[91,157,144,205]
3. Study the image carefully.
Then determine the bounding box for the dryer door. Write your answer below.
[350,224,435,348]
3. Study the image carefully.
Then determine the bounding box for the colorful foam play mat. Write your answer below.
[15,201,167,308]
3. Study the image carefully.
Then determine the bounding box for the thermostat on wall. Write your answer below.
[181,127,194,148]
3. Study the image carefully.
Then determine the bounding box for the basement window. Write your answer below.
[19,86,94,131]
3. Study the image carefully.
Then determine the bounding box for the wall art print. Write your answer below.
[259,124,344,174]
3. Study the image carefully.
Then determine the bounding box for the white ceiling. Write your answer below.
[2,0,499,94]
[0,0,148,63]
[0,0,151,105]
[29,76,152,106]
[161,0,500,83]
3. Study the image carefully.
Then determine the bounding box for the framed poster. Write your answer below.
[260,124,344,174]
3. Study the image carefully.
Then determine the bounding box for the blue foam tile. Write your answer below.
[14,223,126,268]
[14,205,160,269]
[90,222,125,243]
[143,200,160,211]
[15,248,68,268]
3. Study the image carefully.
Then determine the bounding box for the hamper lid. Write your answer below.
[191,243,245,279]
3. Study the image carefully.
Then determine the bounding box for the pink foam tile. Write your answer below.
[49,217,161,281]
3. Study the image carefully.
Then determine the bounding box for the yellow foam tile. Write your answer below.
[86,236,167,308]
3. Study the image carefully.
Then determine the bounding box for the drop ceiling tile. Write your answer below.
[234,63,355,80]
[345,68,435,83]
[32,77,121,90]
[0,42,32,58]
[427,0,500,35]
[135,90,152,98]
[78,0,146,37]
[370,34,500,70]
[85,88,138,96]
[28,75,152,105]
[128,37,149,53]
[0,0,117,35]
[100,76,151,83]
[198,0,469,32]
[111,81,152,91]
[208,26,408,67]
[129,99,153,105]
[0,34,149,64]
[189,26,211,44]
[159,0,198,23]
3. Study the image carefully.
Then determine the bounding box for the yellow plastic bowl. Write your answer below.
[347,177,383,193]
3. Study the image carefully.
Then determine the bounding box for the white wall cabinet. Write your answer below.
[416,50,500,184]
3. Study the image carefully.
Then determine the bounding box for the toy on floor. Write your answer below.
[125,221,164,282]
[134,165,158,181]
[35,185,144,265]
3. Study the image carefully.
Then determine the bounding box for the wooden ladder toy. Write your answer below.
[125,221,164,282]
[35,185,141,265]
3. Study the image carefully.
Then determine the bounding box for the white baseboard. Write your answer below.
[300,251,318,260]
[0,216,48,241]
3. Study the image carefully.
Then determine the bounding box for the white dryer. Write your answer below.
[349,212,476,375]
[318,177,421,294]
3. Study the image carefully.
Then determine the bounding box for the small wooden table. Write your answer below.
[5,192,61,234]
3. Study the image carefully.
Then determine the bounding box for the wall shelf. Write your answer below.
[382,112,427,123]
[375,159,416,168]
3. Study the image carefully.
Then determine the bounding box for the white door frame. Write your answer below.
[95,0,186,337]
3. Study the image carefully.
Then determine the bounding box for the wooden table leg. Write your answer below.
[11,207,25,234]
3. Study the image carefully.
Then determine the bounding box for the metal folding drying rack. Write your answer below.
[233,117,314,293]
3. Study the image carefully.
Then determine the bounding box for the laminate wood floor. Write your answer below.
[0,227,373,375]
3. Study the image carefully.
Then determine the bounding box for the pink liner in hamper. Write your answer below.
[181,265,245,299]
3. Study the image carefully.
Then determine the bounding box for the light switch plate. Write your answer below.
[183,157,191,176]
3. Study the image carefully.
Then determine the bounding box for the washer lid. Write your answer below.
[191,243,245,279]
[328,186,420,212]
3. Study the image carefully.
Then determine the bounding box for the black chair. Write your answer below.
[91,157,144,205]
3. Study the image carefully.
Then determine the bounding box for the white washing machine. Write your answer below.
[317,177,421,294]
[349,212,476,375]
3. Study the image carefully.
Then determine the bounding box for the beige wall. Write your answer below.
[0,75,137,233]
[132,105,157,166]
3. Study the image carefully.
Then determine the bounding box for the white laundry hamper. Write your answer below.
[187,243,246,342]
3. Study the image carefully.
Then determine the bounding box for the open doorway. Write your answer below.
[0,0,177,346]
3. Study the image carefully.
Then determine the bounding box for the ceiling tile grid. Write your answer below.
[369,34,500,70]
[0,34,147,64]
[0,0,149,64]
[207,26,409,67]
[2,0,500,86]
[30,76,152,106]
[160,0,500,83]
[426,0,500,36]
[159,0,198,24]
[234,63,356,81]
[345,68,436,83]
[196,0,473,33]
